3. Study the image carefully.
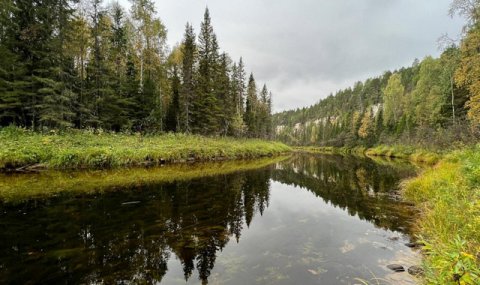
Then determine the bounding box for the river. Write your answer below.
[0,153,421,284]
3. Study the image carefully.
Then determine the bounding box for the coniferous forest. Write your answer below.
[0,1,273,138]
[274,2,480,148]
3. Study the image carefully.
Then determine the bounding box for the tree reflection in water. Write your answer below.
[272,154,417,233]
[0,154,417,284]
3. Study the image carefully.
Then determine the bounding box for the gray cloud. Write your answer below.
[119,0,464,112]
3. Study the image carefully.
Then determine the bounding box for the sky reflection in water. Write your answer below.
[0,154,420,284]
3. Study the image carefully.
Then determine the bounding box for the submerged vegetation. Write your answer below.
[404,147,480,284]
[0,127,290,171]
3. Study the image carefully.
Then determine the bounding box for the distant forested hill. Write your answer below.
[273,46,477,147]
[273,1,480,148]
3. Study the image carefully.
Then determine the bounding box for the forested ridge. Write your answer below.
[0,1,273,138]
[274,1,480,148]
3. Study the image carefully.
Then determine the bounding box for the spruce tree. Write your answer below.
[244,74,258,137]
[258,84,269,138]
[232,57,246,115]
[217,53,234,136]
[194,8,221,135]
[266,91,273,138]
[39,0,80,129]
[229,58,247,136]
[180,23,196,133]
[0,0,21,125]
[1,0,77,129]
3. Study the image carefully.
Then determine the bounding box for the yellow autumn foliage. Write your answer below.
[455,24,480,127]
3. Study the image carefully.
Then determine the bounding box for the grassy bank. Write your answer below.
[403,146,480,284]
[365,145,441,165]
[0,127,291,170]
[0,156,289,203]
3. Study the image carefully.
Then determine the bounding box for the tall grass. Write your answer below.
[403,146,480,284]
[0,126,291,170]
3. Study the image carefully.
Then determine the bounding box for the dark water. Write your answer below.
[0,154,420,284]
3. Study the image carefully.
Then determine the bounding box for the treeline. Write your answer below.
[274,0,480,147]
[0,1,273,138]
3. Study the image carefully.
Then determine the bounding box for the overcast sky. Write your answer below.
[118,0,464,112]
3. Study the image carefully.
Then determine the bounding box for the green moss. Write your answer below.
[403,146,480,284]
[0,127,291,170]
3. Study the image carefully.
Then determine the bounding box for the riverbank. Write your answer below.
[295,145,441,165]
[0,127,291,171]
[0,156,289,203]
[403,147,480,284]
[365,145,441,165]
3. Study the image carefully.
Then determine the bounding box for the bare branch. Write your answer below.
[437,33,459,51]
[449,0,480,29]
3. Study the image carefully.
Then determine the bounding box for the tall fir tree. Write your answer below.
[217,53,234,136]
[0,0,22,126]
[244,74,258,137]
[193,8,220,135]
[258,84,270,138]
[180,23,196,133]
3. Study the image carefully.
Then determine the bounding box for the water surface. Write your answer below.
[0,154,420,284]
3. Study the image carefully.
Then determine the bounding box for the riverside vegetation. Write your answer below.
[0,127,290,171]
[403,147,480,285]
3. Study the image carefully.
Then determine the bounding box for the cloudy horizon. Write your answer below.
[118,0,464,113]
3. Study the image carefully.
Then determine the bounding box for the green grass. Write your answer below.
[366,145,441,165]
[0,155,290,203]
[403,146,480,284]
[0,126,291,170]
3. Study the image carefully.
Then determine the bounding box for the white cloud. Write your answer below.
[116,0,464,112]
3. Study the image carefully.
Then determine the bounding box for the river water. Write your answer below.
[0,154,421,284]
